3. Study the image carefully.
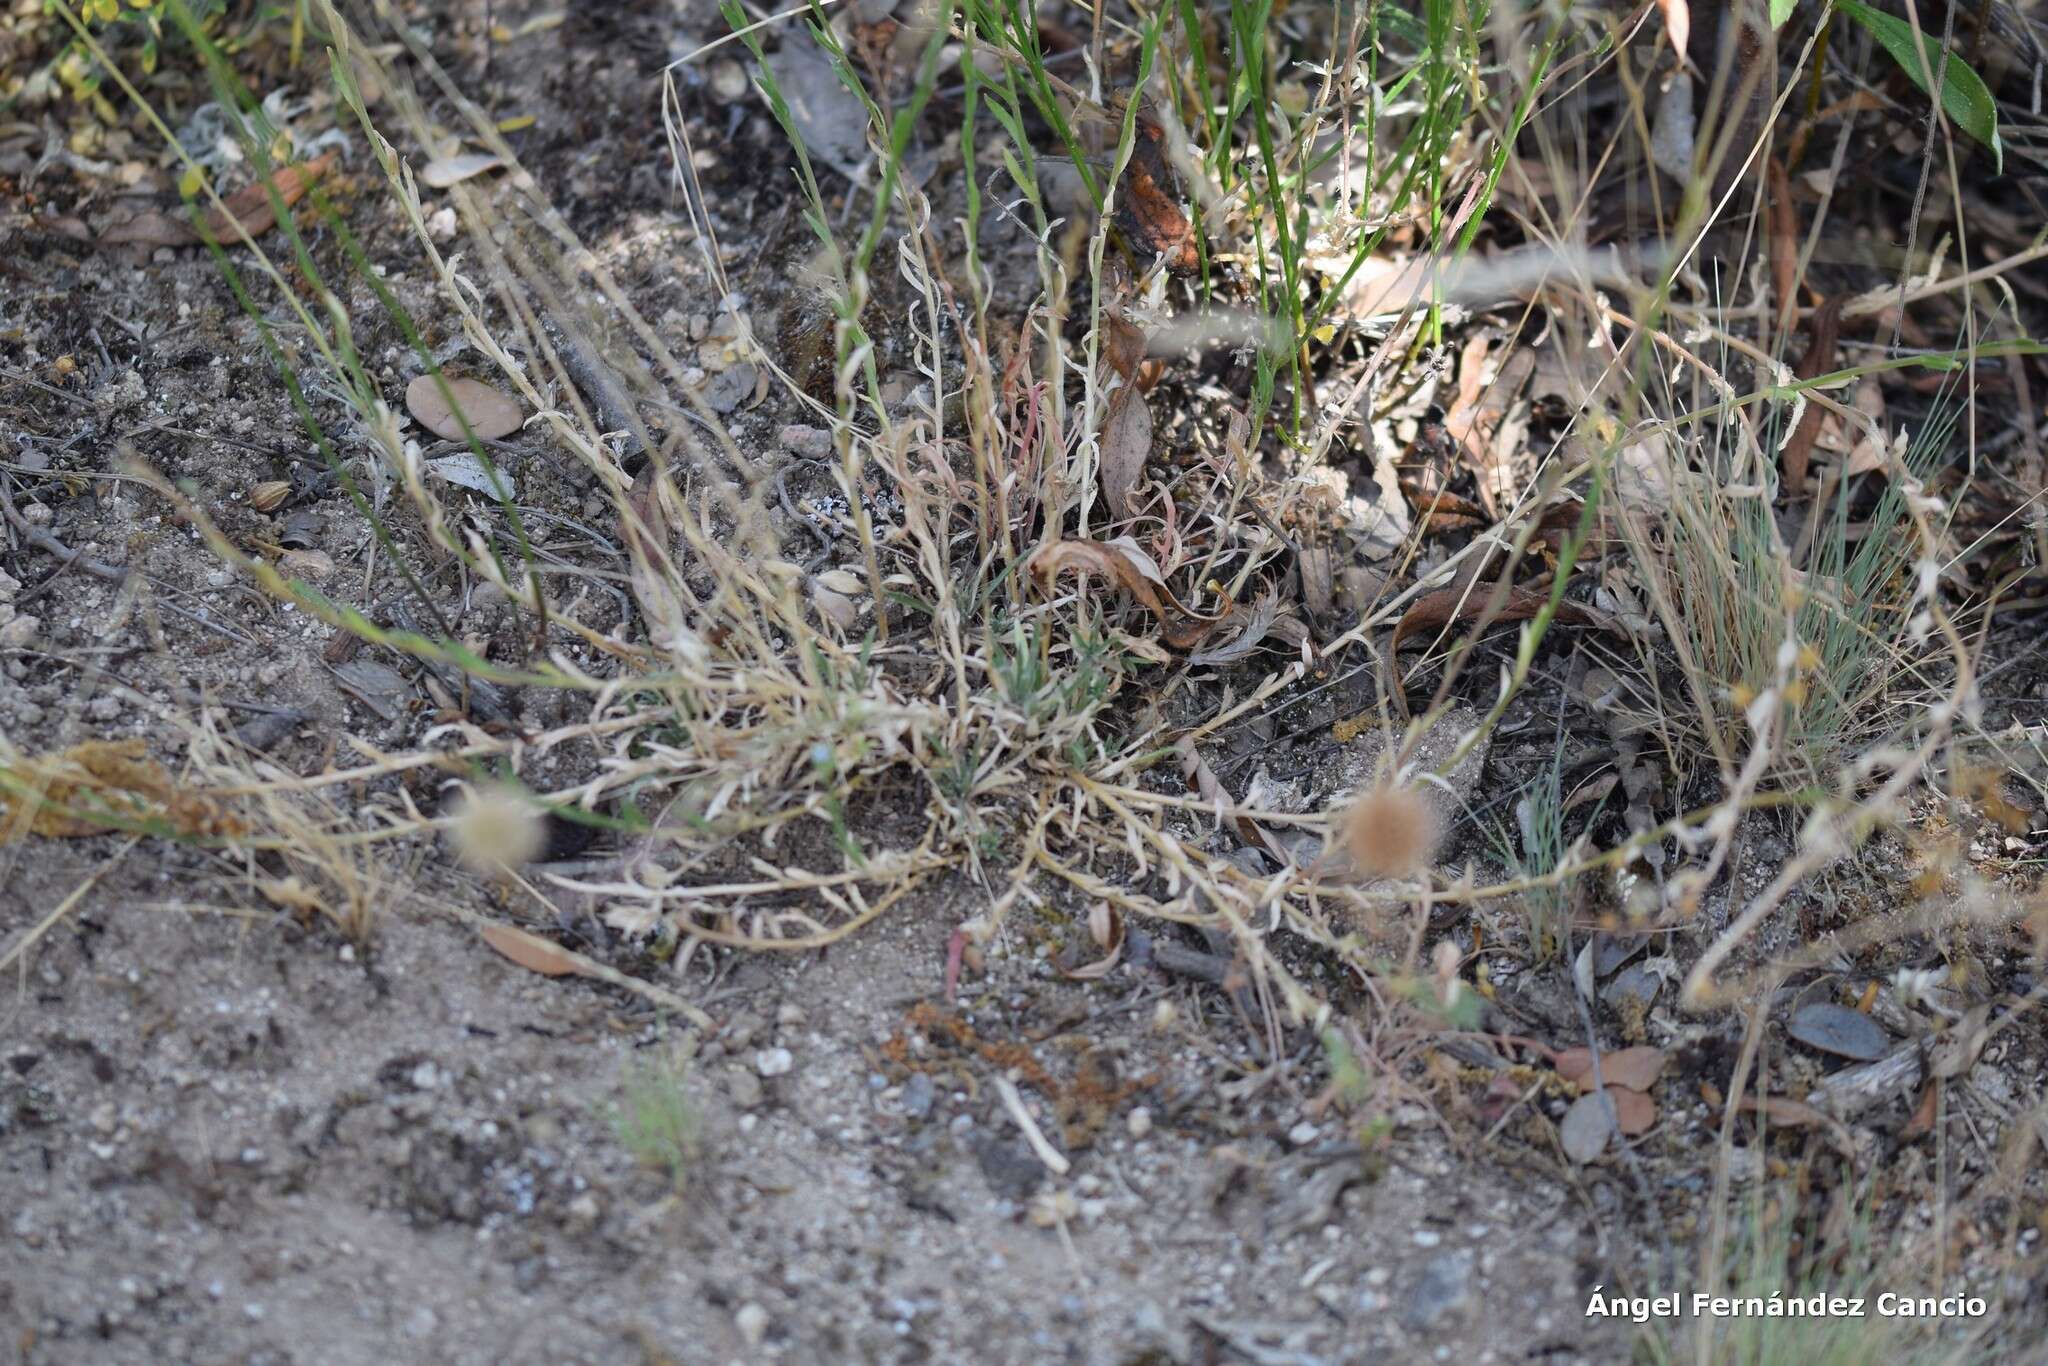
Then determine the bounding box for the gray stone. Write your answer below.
[1401,1249,1475,1331]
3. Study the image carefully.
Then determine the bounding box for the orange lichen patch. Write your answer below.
[897,1001,1060,1096]
[0,740,245,843]
[882,1005,1158,1149]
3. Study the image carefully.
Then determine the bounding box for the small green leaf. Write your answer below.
[1836,0,2002,171]
[1770,0,1798,29]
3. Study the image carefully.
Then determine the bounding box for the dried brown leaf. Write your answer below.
[1100,387,1152,520]
[479,923,593,979]
[199,152,337,241]
[1555,1045,1667,1094]
[1028,539,1219,649]
[1781,296,1843,495]
[1391,581,1608,656]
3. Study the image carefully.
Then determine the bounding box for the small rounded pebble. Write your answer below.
[710,59,750,102]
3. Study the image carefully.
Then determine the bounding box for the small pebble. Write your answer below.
[1126,1107,1153,1139]
[735,1301,769,1348]
[710,59,750,102]
[755,1047,794,1077]
[778,424,834,459]
[901,1072,935,1119]
[728,1069,765,1110]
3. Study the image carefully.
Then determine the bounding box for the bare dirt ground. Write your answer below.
[4,850,1617,1365]
[3,1,2047,1363]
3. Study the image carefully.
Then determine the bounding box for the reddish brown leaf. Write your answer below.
[1607,1084,1658,1136]
[1735,1095,1861,1162]
[1115,116,1198,275]
[1555,1045,1667,1094]
[1029,538,1222,649]
[1391,580,1608,656]
[1901,1079,1940,1138]
[96,153,338,252]
[1768,158,1799,329]
[1781,296,1842,496]
[479,923,592,979]
[199,151,337,241]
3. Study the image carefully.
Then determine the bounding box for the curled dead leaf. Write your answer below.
[1028,538,1221,650]
[1061,901,1125,980]
[1391,580,1611,657]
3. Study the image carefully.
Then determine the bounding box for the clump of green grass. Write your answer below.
[614,1052,700,1191]
[1641,1184,1992,1366]
[1613,363,1963,789]
[1489,723,1579,963]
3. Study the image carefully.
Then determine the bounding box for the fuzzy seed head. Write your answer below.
[448,783,543,872]
[1341,783,1440,878]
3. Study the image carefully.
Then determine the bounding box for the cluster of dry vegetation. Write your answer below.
[5,0,2048,1356]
